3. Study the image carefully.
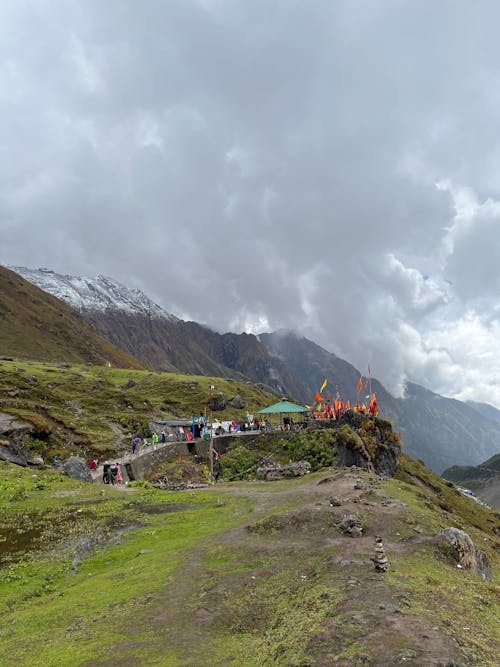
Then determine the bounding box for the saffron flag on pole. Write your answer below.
[315,392,324,403]
[357,377,363,394]
[320,378,328,393]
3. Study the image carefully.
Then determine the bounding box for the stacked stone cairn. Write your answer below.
[372,536,389,572]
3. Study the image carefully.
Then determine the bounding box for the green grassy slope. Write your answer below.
[0,359,278,459]
[0,266,145,369]
[0,457,498,667]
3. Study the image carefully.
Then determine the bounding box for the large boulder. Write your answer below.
[209,392,226,411]
[27,455,45,467]
[0,442,28,466]
[439,527,492,580]
[227,394,245,409]
[60,456,93,483]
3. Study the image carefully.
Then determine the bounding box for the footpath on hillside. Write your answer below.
[90,430,259,483]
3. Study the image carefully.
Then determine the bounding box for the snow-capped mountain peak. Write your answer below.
[9,266,177,320]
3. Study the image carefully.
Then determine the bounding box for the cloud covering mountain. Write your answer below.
[2,1,500,406]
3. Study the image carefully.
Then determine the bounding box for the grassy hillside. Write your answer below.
[0,455,498,666]
[0,358,278,460]
[0,266,145,369]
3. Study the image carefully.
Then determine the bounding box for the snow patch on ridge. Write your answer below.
[9,266,177,320]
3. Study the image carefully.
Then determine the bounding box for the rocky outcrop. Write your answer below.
[334,413,400,476]
[439,527,492,580]
[256,460,311,481]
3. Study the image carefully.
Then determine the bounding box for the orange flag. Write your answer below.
[357,377,363,393]
[315,392,324,402]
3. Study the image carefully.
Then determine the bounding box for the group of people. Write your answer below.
[88,458,123,484]
[131,431,167,454]
[101,460,123,485]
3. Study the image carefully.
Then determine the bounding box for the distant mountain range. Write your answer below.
[442,453,500,507]
[7,265,500,473]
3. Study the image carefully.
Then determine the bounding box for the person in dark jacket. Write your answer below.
[102,461,111,484]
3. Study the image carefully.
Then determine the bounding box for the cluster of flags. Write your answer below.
[312,367,379,419]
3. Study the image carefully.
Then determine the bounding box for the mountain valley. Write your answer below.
[9,265,500,475]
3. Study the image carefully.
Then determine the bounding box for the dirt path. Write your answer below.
[96,470,470,666]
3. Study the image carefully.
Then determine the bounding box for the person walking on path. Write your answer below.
[152,432,159,447]
[161,431,166,443]
[115,463,123,483]
[132,436,140,455]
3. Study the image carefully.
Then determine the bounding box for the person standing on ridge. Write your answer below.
[152,432,159,446]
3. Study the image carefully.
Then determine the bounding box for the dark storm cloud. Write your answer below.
[2,0,500,404]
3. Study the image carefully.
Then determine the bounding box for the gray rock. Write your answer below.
[0,444,27,466]
[123,379,137,389]
[209,392,226,411]
[440,528,492,581]
[60,456,93,483]
[256,460,311,481]
[27,455,45,467]
[227,394,245,409]
[338,513,363,537]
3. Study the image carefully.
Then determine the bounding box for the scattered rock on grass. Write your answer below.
[338,512,363,537]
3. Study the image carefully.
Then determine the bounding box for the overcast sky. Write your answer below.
[2,0,500,406]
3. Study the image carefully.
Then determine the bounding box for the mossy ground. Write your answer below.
[0,457,498,666]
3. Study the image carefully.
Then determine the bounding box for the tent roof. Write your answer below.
[258,400,309,414]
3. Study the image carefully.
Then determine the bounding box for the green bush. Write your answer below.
[25,437,46,451]
[221,445,260,480]
[277,430,336,470]
[336,424,360,449]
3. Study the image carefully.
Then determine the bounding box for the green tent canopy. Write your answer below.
[258,400,309,414]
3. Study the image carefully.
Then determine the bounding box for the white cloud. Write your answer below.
[3,1,500,406]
